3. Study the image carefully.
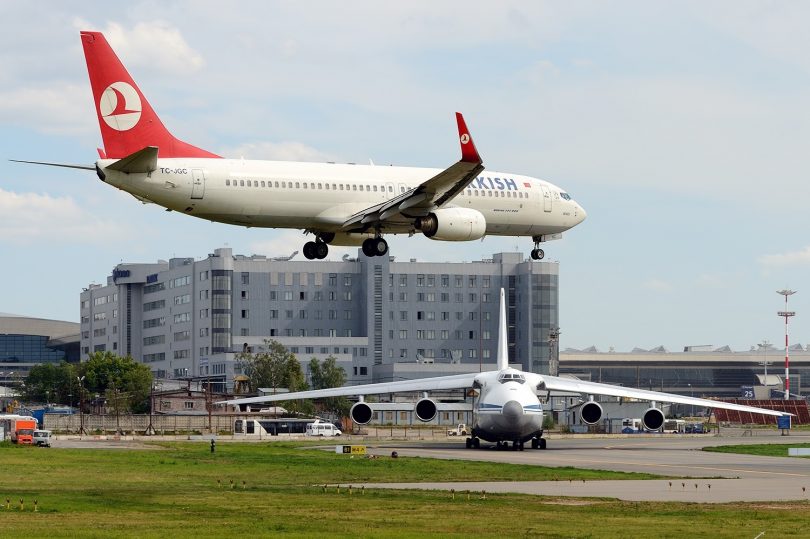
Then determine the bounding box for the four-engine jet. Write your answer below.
[222,289,789,450]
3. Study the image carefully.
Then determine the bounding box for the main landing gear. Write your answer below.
[303,238,329,260]
[465,437,481,449]
[531,436,547,450]
[361,237,388,257]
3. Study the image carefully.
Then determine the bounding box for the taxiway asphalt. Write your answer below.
[353,432,810,503]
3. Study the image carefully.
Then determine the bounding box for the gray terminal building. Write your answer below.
[80,248,559,390]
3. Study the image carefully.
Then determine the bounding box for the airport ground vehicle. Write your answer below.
[663,419,686,434]
[305,421,342,437]
[33,429,52,447]
[233,417,316,437]
[447,424,468,436]
[0,415,38,444]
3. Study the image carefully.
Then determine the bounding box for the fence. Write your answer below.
[42,413,458,439]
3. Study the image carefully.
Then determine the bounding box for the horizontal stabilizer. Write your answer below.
[9,159,95,171]
[106,146,158,174]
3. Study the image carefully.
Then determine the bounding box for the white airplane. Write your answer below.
[221,289,789,450]
[15,31,586,260]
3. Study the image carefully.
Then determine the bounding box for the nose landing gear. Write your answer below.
[530,236,545,260]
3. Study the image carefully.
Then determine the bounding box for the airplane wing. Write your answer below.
[218,372,479,406]
[530,373,791,417]
[341,112,484,232]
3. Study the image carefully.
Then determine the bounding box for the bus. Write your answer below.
[233,417,317,438]
[663,419,686,434]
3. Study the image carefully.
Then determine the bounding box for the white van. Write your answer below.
[305,421,342,437]
[33,429,52,447]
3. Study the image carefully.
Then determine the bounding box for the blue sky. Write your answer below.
[2,1,810,352]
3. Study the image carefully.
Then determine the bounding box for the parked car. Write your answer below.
[33,429,52,447]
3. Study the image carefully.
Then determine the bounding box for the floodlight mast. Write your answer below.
[776,289,796,400]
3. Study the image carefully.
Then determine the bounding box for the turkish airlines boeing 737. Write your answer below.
[17,31,586,260]
[222,289,789,450]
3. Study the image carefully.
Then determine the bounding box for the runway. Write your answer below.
[352,432,810,503]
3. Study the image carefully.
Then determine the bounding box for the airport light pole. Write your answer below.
[757,340,772,392]
[776,289,796,400]
[77,376,86,435]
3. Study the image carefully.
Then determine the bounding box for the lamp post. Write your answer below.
[77,376,86,435]
[776,289,796,400]
[757,340,772,392]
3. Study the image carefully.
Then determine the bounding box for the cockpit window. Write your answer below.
[560,192,571,201]
[498,372,525,384]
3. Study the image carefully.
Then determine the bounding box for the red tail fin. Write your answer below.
[80,31,220,159]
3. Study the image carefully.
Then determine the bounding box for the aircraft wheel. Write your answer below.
[362,238,375,257]
[473,438,480,449]
[374,237,388,256]
[539,438,547,450]
[531,248,545,260]
[303,241,317,260]
[314,242,329,259]
[531,438,538,449]
[465,438,472,449]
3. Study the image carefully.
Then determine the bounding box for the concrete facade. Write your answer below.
[80,248,559,390]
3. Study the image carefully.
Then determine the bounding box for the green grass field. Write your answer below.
[0,441,808,538]
[704,442,810,458]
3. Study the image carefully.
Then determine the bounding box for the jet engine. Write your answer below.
[414,398,438,422]
[580,401,604,425]
[349,402,374,425]
[414,208,486,241]
[642,407,665,431]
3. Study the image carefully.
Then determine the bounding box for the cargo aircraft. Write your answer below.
[14,31,586,260]
[222,289,789,450]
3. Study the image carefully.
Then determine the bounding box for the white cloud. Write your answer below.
[0,188,127,245]
[220,141,336,162]
[758,246,810,268]
[0,84,95,135]
[73,19,204,75]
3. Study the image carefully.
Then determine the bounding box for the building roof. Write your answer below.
[0,315,79,340]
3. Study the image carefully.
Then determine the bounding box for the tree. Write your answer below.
[237,339,308,414]
[22,361,77,405]
[308,356,350,418]
[82,351,153,414]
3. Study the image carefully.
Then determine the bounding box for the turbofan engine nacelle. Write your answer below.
[580,401,604,425]
[414,398,437,422]
[415,208,486,241]
[642,407,665,431]
[350,402,374,425]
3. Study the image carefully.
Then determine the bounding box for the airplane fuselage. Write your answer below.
[98,158,585,242]
[471,368,544,444]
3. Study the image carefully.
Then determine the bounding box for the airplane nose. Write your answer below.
[575,203,587,223]
[502,400,524,422]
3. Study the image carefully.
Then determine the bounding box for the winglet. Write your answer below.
[455,112,482,164]
[497,288,508,371]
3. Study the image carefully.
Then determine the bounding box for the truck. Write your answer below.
[447,424,468,436]
[0,415,39,444]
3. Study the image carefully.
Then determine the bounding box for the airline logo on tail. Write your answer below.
[99,81,141,131]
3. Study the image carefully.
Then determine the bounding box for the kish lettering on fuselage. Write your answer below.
[472,177,520,191]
